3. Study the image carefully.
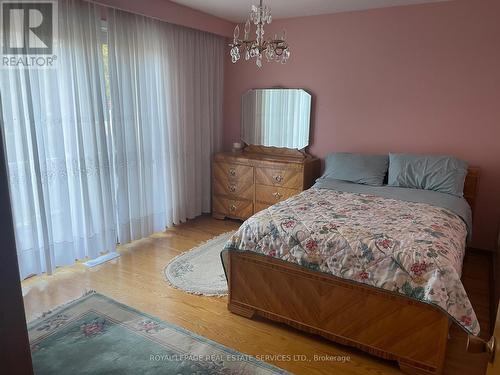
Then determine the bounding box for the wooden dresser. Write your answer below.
[212,147,321,220]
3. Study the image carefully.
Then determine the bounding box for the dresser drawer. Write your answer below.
[255,166,303,189]
[256,184,300,205]
[214,161,253,182]
[213,177,253,200]
[212,151,320,221]
[213,195,253,219]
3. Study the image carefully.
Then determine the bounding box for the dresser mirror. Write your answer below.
[241,88,311,150]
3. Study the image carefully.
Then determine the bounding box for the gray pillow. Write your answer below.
[321,153,389,186]
[388,153,468,197]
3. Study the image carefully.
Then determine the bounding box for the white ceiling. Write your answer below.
[171,0,449,23]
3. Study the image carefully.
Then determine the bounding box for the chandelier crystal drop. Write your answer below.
[229,0,290,68]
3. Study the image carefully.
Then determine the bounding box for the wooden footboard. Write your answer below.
[227,251,450,375]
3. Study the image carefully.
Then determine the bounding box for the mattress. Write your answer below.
[223,179,479,335]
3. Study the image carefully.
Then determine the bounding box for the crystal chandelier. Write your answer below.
[229,0,290,68]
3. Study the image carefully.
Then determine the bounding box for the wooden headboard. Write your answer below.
[464,167,480,216]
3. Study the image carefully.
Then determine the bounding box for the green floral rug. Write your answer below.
[28,292,288,375]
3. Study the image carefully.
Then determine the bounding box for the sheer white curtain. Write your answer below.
[107,9,223,243]
[1,2,223,279]
[0,0,116,279]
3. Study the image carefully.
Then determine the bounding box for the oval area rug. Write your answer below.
[164,231,234,296]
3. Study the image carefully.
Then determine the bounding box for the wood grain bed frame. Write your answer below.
[227,167,480,375]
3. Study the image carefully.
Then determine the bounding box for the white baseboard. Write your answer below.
[83,252,121,268]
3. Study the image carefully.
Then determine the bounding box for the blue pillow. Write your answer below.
[321,153,389,186]
[388,153,468,197]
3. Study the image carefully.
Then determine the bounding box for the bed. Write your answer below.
[221,163,480,375]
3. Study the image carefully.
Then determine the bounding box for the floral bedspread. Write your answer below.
[224,188,479,335]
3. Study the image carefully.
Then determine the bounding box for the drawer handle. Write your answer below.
[229,204,237,211]
[273,175,283,183]
[229,168,236,177]
[228,184,236,193]
[273,192,283,200]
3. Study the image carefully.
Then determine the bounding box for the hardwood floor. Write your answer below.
[22,215,491,375]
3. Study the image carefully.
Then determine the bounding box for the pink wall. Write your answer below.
[94,0,233,37]
[224,0,500,250]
